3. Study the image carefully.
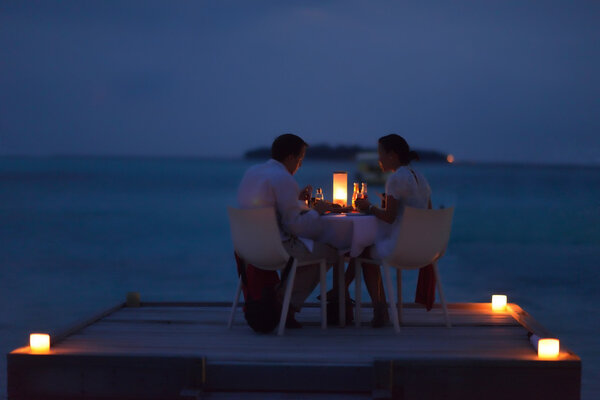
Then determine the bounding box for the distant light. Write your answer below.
[446,154,455,163]
[491,295,507,311]
[538,338,560,359]
[30,333,50,353]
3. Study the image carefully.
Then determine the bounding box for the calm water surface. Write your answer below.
[1,157,599,398]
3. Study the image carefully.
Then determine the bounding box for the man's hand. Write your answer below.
[299,185,313,201]
[312,200,330,215]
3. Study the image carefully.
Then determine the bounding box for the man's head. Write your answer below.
[271,133,308,175]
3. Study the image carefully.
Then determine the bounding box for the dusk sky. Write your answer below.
[1,1,598,164]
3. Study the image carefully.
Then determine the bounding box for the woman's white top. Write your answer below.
[373,166,432,260]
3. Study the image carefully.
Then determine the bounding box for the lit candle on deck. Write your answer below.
[491,295,507,311]
[538,338,560,359]
[29,333,50,353]
[333,171,348,206]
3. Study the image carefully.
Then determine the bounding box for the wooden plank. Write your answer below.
[36,325,552,365]
[50,302,125,347]
[507,303,555,337]
[374,358,581,400]
[7,302,582,399]
[139,301,500,310]
[7,353,206,400]
[507,303,580,359]
[206,362,372,392]
[202,393,371,399]
[100,306,519,327]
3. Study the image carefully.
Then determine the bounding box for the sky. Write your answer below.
[1,0,599,164]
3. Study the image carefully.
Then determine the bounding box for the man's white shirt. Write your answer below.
[237,159,322,251]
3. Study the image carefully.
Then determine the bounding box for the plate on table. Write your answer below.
[344,211,368,216]
[323,210,367,217]
[328,205,354,213]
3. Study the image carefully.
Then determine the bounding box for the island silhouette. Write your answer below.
[245,144,450,162]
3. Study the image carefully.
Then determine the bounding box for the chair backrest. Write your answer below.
[385,206,454,269]
[227,206,290,270]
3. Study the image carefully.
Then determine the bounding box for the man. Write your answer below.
[237,133,339,327]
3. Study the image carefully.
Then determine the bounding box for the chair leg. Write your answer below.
[433,261,451,328]
[320,260,327,330]
[227,277,243,329]
[355,260,362,327]
[396,269,402,325]
[278,260,298,336]
[337,258,346,327]
[383,265,400,333]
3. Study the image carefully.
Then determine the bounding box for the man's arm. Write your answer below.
[272,174,322,239]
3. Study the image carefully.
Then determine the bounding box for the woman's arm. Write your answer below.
[356,195,398,224]
[371,194,398,223]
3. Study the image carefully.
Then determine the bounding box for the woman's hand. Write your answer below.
[355,197,371,212]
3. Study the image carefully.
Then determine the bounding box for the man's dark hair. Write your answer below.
[271,134,308,162]
[378,134,419,165]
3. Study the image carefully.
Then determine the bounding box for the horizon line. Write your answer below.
[0,154,598,169]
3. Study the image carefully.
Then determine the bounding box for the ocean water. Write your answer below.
[1,157,599,398]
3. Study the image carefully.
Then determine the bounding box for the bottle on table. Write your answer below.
[352,182,359,208]
[315,188,324,202]
[361,183,368,199]
[305,186,312,207]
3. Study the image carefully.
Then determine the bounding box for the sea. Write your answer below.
[1,156,599,398]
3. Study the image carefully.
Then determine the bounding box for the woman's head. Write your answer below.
[377,134,419,171]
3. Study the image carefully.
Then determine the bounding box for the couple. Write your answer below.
[236,133,431,328]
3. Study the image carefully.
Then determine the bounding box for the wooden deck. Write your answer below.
[7,301,581,399]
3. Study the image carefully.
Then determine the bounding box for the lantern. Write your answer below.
[491,295,507,311]
[538,338,560,359]
[30,333,50,353]
[333,171,348,207]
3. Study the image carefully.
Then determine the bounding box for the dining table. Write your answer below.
[318,211,378,327]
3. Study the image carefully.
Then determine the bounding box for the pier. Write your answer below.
[7,301,581,399]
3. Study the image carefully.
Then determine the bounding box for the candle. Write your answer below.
[538,338,560,359]
[333,171,348,206]
[491,295,507,311]
[30,333,50,353]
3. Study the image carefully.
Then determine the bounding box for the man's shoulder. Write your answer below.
[244,160,287,178]
[241,160,296,191]
[242,161,272,179]
[246,160,269,172]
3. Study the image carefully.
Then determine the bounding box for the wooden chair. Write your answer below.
[227,207,328,335]
[354,206,454,333]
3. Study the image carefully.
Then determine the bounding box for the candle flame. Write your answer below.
[333,171,348,206]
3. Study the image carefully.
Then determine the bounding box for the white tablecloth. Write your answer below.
[319,213,378,257]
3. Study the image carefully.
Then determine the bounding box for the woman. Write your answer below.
[350,134,432,327]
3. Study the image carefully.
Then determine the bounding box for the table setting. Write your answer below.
[301,171,380,327]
